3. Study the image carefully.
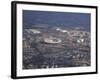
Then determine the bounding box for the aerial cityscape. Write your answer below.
[22,10,91,69]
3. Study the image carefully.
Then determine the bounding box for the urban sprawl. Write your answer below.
[23,25,90,69]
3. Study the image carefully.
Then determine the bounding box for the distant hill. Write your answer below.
[23,10,90,32]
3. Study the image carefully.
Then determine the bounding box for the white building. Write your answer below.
[44,37,62,44]
[77,38,84,43]
[29,29,41,34]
